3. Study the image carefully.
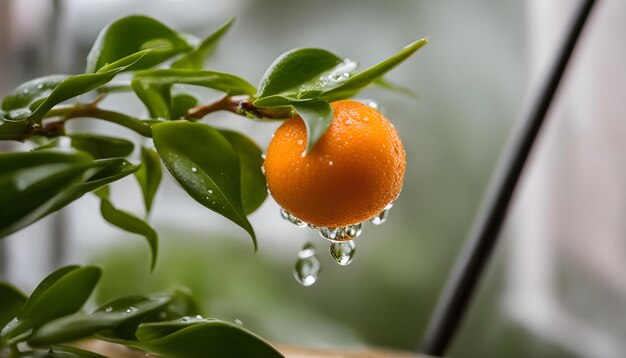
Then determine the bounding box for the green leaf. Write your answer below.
[1,75,68,115]
[292,100,333,154]
[99,197,158,271]
[321,38,428,101]
[137,320,284,358]
[0,283,27,328]
[0,117,29,141]
[36,134,134,159]
[218,130,267,214]
[152,122,256,249]
[86,15,192,73]
[252,94,312,108]
[28,295,170,346]
[0,150,93,238]
[132,69,256,119]
[0,150,138,239]
[23,51,149,124]
[134,147,162,214]
[171,17,234,70]
[170,94,198,120]
[18,345,106,358]
[257,48,342,98]
[155,287,202,322]
[1,266,101,342]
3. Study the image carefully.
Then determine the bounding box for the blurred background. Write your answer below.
[1,0,625,357]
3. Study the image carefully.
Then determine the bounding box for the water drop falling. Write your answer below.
[371,203,393,225]
[294,243,320,286]
[330,240,356,266]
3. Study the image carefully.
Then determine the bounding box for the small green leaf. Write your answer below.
[24,51,149,124]
[137,320,284,358]
[18,345,106,358]
[98,194,157,271]
[152,122,256,248]
[218,130,267,214]
[292,100,333,154]
[134,147,162,214]
[86,15,192,73]
[36,134,134,159]
[1,75,68,114]
[0,283,27,328]
[171,17,234,70]
[74,158,139,195]
[170,94,198,120]
[28,295,170,346]
[257,48,342,98]
[1,266,101,342]
[132,69,256,119]
[155,287,202,322]
[321,38,428,101]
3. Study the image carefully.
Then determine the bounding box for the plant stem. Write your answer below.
[187,95,292,120]
[44,106,152,137]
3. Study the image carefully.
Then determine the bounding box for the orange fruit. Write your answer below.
[264,100,406,228]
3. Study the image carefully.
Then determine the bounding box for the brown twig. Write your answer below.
[187,95,293,120]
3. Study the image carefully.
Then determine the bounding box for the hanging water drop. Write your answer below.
[318,226,339,241]
[280,208,308,227]
[371,203,393,225]
[294,243,320,286]
[345,223,363,239]
[330,240,356,266]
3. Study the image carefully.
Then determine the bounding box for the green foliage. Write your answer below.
[152,121,257,248]
[0,265,282,357]
[134,147,162,214]
[0,13,427,356]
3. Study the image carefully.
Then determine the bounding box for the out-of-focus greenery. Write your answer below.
[91,229,569,357]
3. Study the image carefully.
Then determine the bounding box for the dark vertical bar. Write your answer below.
[420,0,597,355]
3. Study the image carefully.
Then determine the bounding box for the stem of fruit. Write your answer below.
[187,95,292,120]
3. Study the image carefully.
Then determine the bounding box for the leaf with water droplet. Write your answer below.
[27,294,171,346]
[152,122,257,249]
[134,320,283,358]
[1,266,101,342]
[134,147,162,214]
[256,48,342,100]
[218,130,267,215]
[1,75,68,119]
[321,38,428,102]
[98,195,158,271]
[86,15,192,73]
[292,100,333,154]
[171,17,234,70]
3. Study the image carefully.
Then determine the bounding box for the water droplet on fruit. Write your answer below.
[319,227,339,240]
[328,161,333,166]
[371,202,393,225]
[330,240,356,266]
[280,208,307,227]
[345,223,363,239]
[294,243,320,286]
[297,139,303,145]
